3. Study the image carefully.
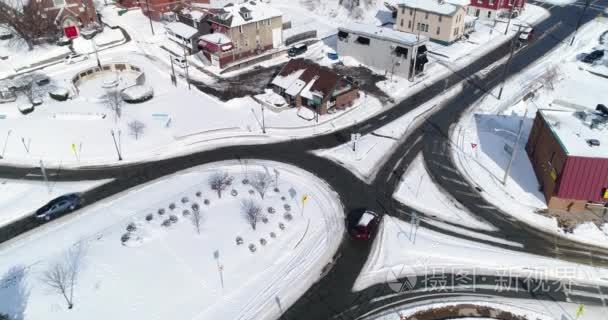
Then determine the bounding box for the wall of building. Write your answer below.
[395,5,467,44]
[558,156,608,203]
[228,15,282,59]
[336,32,420,78]
[547,197,588,212]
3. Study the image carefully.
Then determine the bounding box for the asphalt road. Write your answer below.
[1,1,607,319]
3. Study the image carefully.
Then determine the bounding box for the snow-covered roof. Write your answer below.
[210,0,282,28]
[539,108,608,158]
[199,32,231,44]
[271,69,305,91]
[165,22,199,39]
[286,79,306,97]
[397,0,465,16]
[339,22,428,46]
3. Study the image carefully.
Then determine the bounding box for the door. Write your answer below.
[272,28,282,49]
[475,9,480,17]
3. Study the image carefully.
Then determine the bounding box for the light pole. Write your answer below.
[110,130,123,161]
[502,108,528,185]
[92,38,101,68]
[182,40,191,90]
[570,0,591,46]
[504,0,516,35]
[261,103,266,133]
[145,0,155,36]
[497,24,522,100]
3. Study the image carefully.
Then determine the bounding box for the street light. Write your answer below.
[144,0,155,36]
[110,129,123,161]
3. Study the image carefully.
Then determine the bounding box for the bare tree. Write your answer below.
[208,172,233,198]
[128,120,146,140]
[191,210,203,234]
[101,89,123,121]
[241,199,263,230]
[539,65,561,91]
[41,242,86,310]
[251,171,273,199]
[0,0,58,50]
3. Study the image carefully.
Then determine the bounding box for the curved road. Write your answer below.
[1,1,608,319]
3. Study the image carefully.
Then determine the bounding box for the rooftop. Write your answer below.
[272,59,353,99]
[209,0,282,28]
[539,108,608,158]
[165,22,199,39]
[397,0,466,16]
[339,22,428,46]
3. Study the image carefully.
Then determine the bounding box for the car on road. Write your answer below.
[172,56,187,68]
[35,193,83,221]
[518,27,534,42]
[582,50,604,64]
[347,209,380,241]
[64,53,89,65]
[288,43,308,57]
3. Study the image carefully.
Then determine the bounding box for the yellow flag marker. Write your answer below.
[301,194,309,204]
[71,143,77,154]
[575,304,584,319]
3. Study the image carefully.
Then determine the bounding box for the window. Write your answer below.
[267,19,271,26]
[355,36,370,45]
[402,7,405,14]
[438,15,442,22]
[395,46,408,58]
[337,30,349,40]
[239,26,243,33]
[408,20,412,29]
[489,0,494,5]
[400,19,403,27]
[425,12,429,19]
[53,0,65,6]
[487,11,491,18]
[256,22,260,30]
[416,22,420,31]
[436,26,440,34]
[409,8,413,15]
[425,24,429,32]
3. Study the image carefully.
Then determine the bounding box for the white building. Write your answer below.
[337,23,429,79]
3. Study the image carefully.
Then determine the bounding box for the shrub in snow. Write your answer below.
[251,171,274,199]
[281,196,286,201]
[158,208,166,216]
[262,217,269,224]
[274,187,280,193]
[269,232,276,238]
[284,204,291,212]
[260,238,267,246]
[267,207,276,214]
[242,178,249,185]
[191,203,200,211]
[121,85,154,104]
[248,189,255,195]
[145,214,154,222]
[169,215,178,223]
[196,191,202,197]
[209,172,234,198]
[284,213,293,222]
[161,219,172,227]
[204,199,210,205]
[236,236,244,245]
[248,244,256,252]
[279,222,285,230]
[169,203,176,211]
[126,223,137,232]
[49,88,69,101]
[181,196,189,204]
[121,233,130,244]
[182,209,191,217]
[231,189,238,197]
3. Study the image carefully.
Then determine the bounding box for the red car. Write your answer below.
[347,209,380,241]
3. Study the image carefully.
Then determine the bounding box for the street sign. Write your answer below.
[63,25,79,40]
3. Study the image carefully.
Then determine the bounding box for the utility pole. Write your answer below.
[110,130,123,161]
[261,103,266,133]
[570,0,591,46]
[503,108,528,185]
[39,160,51,193]
[92,38,101,68]
[182,40,191,90]
[0,129,10,159]
[498,24,522,100]
[145,0,155,36]
[504,0,516,35]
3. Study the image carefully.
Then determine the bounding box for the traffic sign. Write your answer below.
[63,25,79,40]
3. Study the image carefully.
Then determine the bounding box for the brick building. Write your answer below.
[468,0,525,20]
[270,59,359,116]
[1,0,98,28]
[526,106,608,212]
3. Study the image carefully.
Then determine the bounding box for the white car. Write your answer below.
[64,53,89,65]
[172,56,187,68]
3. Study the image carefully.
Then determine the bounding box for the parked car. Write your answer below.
[582,50,604,64]
[518,27,534,42]
[288,43,308,57]
[34,193,83,221]
[172,56,187,68]
[56,36,72,46]
[0,32,13,41]
[64,53,89,64]
[347,209,380,241]
[35,76,50,86]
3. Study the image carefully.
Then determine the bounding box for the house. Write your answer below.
[165,21,201,53]
[177,7,213,35]
[270,59,359,116]
[141,0,210,20]
[337,23,429,80]
[525,106,608,212]
[468,0,525,20]
[198,0,283,68]
[0,0,98,29]
[394,0,469,44]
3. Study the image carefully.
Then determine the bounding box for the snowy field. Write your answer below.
[0,160,344,320]
[0,178,111,227]
[354,216,608,292]
[451,18,608,247]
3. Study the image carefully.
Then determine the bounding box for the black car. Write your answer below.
[35,193,83,221]
[582,50,604,64]
[288,43,308,57]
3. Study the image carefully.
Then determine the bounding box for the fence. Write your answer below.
[285,30,318,47]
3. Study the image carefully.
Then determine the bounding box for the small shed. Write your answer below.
[165,22,201,53]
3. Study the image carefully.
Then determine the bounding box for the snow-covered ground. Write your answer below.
[451,18,608,247]
[354,216,608,292]
[0,178,111,227]
[0,160,344,320]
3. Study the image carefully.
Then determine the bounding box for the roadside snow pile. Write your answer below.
[49,88,70,101]
[353,216,608,292]
[0,160,344,320]
[0,178,112,227]
[121,85,154,103]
